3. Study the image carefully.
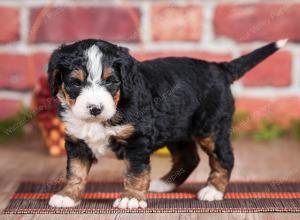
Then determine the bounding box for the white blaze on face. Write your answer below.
[71,45,116,121]
[86,45,103,83]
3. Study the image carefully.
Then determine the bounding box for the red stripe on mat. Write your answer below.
[3,207,300,212]
[18,180,300,184]
[11,192,300,200]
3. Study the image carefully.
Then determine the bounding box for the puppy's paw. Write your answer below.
[49,194,79,208]
[197,185,224,201]
[113,197,147,209]
[149,179,176,192]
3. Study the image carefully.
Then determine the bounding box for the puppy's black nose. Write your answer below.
[88,105,102,116]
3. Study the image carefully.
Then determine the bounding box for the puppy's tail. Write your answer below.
[220,39,288,83]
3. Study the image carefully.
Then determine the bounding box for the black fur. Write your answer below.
[64,136,97,178]
[48,39,282,190]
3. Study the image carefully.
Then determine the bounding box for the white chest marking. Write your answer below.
[61,110,127,158]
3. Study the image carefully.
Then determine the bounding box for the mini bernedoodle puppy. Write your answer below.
[47,38,287,209]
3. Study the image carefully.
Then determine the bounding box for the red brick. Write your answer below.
[29,7,140,43]
[0,52,50,90]
[0,99,22,120]
[241,51,292,87]
[0,7,20,43]
[235,97,300,130]
[132,51,231,62]
[151,5,202,41]
[32,52,51,76]
[214,4,300,42]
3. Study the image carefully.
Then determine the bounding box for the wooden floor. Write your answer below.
[1,132,300,219]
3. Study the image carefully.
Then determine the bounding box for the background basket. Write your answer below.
[31,76,65,156]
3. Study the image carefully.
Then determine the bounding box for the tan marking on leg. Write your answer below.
[123,168,150,200]
[197,137,214,154]
[57,158,91,202]
[195,136,228,192]
[208,157,228,192]
[102,67,113,80]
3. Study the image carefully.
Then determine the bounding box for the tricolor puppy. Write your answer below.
[47,39,287,209]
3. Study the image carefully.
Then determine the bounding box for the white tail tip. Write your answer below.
[276,39,288,48]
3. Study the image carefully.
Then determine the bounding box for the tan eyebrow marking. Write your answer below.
[102,67,113,80]
[70,69,85,81]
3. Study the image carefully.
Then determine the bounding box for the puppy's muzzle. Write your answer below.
[88,104,103,116]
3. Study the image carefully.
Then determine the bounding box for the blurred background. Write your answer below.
[0,0,300,202]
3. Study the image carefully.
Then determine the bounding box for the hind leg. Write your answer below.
[194,129,234,201]
[149,140,200,192]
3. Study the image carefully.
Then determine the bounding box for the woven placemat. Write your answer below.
[3,181,300,214]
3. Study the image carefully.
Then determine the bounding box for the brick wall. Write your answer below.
[0,0,300,125]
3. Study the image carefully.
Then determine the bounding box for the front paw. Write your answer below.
[113,197,147,209]
[197,185,224,201]
[49,194,80,208]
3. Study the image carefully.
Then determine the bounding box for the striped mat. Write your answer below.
[3,181,300,214]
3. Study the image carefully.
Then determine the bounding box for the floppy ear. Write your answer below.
[47,49,62,96]
[114,47,135,93]
[114,46,146,100]
[116,46,135,77]
[48,69,61,96]
[115,46,151,107]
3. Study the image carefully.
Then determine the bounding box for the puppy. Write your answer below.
[47,39,287,209]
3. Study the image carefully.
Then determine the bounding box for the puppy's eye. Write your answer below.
[104,76,116,86]
[105,80,113,86]
[70,79,82,87]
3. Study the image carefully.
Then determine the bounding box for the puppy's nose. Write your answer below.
[88,105,103,116]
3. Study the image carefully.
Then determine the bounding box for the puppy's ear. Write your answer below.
[116,46,134,76]
[47,49,62,96]
[48,69,61,96]
[114,46,137,96]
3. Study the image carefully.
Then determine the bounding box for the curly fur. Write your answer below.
[47,38,286,208]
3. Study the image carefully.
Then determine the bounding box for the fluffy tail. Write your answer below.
[220,39,288,83]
